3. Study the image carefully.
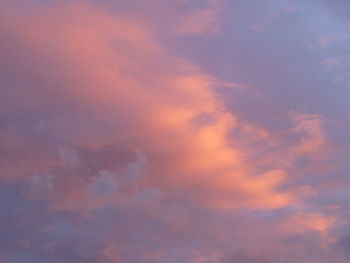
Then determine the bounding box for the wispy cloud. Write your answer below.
[1,0,350,262]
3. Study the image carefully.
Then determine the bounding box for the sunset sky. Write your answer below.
[1,0,350,262]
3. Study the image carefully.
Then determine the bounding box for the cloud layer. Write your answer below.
[1,0,350,262]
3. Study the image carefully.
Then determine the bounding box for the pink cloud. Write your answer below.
[0,1,297,212]
[0,1,348,262]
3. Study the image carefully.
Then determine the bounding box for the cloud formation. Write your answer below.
[1,0,350,262]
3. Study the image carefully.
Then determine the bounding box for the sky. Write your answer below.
[1,0,350,262]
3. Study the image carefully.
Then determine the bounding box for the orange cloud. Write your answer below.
[282,212,335,235]
[0,1,295,212]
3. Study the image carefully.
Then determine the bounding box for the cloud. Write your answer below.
[174,0,222,35]
[0,1,294,212]
[1,0,349,262]
[290,112,327,156]
[58,147,80,169]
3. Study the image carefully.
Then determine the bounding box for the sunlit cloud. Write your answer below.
[1,0,350,262]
